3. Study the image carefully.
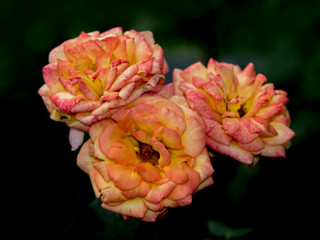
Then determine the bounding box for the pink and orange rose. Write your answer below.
[77,93,214,221]
[173,59,295,165]
[38,27,168,150]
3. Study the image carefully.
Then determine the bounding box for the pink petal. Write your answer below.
[239,137,265,152]
[151,44,164,74]
[70,100,101,113]
[119,82,136,100]
[50,92,83,112]
[125,29,153,62]
[107,164,142,191]
[42,64,64,92]
[240,117,278,138]
[222,118,258,144]
[263,122,295,146]
[100,91,119,102]
[109,64,138,91]
[255,103,283,119]
[203,78,223,101]
[180,61,207,83]
[69,127,84,151]
[207,137,253,164]
[261,145,286,158]
[100,27,123,37]
[204,118,232,145]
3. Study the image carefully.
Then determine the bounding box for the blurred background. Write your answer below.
[2,0,319,239]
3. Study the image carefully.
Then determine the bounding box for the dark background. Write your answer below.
[2,0,319,239]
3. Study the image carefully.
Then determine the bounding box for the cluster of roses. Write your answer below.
[39,27,295,222]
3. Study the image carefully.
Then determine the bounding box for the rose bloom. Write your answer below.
[38,27,168,150]
[173,58,295,166]
[77,93,214,221]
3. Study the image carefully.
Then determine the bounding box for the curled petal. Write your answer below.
[263,122,295,146]
[135,163,162,182]
[149,138,171,168]
[107,164,142,191]
[207,137,253,164]
[50,92,83,112]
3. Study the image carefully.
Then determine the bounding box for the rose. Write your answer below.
[173,58,295,166]
[38,27,169,150]
[77,92,214,221]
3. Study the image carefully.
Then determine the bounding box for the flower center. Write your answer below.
[137,142,160,166]
[237,104,247,117]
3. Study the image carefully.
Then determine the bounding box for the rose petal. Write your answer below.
[77,139,95,174]
[181,116,206,157]
[263,122,295,146]
[69,127,84,151]
[107,164,142,191]
[135,163,162,182]
[207,137,253,164]
[102,198,147,219]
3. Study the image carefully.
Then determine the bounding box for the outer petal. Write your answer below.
[207,137,253,164]
[77,139,95,174]
[102,198,147,219]
[263,122,295,146]
[181,116,206,157]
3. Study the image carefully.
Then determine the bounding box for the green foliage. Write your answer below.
[207,220,253,239]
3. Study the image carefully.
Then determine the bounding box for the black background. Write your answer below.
[2,0,319,239]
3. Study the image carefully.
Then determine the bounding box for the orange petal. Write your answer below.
[149,138,171,168]
[106,141,137,165]
[181,116,206,157]
[107,164,142,191]
[193,148,214,182]
[145,181,176,204]
[121,181,151,199]
[135,163,162,183]
[152,126,183,149]
[77,139,94,174]
[102,198,147,219]
[163,163,189,184]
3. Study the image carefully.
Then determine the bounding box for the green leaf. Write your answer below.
[207,220,253,239]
